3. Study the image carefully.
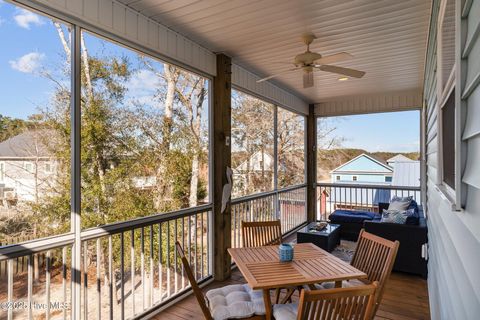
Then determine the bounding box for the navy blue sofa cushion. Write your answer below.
[329,210,380,224]
[405,200,420,225]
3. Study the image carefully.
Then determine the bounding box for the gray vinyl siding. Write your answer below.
[424,0,480,319]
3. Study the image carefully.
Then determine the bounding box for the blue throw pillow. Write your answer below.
[405,202,420,225]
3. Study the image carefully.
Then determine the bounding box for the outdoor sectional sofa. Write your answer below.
[328,201,428,278]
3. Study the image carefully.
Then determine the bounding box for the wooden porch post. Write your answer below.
[213,54,232,281]
[306,104,317,222]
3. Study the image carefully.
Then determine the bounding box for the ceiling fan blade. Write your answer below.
[317,65,366,78]
[314,52,353,65]
[257,67,300,83]
[303,71,314,88]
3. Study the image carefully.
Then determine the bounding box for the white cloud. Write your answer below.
[9,52,46,73]
[127,69,161,92]
[14,8,44,29]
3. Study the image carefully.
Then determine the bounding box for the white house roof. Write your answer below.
[330,153,393,174]
[387,154,414,163]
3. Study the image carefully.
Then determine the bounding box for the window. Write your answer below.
[232,90,274,197]
[24,162,33,172]
[277,108,305,188]
[385,176,392,182]
[336,175,341,181]
[437,0,457,197]
[45,162,52,173]
[80,31,210,228]
[0,2,71,237]
[352,176,358,181]
[442,90,455,189]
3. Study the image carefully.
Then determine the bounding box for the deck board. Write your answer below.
[154,269,430,320]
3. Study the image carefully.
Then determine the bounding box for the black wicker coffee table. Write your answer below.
[296,222,341,252]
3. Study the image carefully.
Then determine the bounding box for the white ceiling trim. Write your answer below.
[232,64,309,115]
[314,89,423,117]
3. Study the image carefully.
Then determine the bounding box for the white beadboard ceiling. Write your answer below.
[117,0,431,104]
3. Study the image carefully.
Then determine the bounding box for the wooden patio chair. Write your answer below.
[241,220,294,304]
[241,220,282,247]
[175,242,265,320]
[273,282,378,320]
[320,229,399,316]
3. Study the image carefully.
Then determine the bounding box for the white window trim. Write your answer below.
[0,162,4,182]
[435,0,463,211]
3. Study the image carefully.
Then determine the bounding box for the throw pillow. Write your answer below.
[381,209,408,224]
[388,196,413,211]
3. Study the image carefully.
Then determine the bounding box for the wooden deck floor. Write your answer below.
[155,269,430,320]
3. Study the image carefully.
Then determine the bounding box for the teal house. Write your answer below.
[330,154,393,184]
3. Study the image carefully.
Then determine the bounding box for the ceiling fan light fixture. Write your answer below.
[338,77,349,81]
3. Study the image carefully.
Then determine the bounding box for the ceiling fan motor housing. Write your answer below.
[294,51,322,66]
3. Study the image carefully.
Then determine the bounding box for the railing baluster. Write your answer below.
[174,220,178,294]
[28,254,33,320]
[166,221,171,297]
[120,232,125,320]
[46,250,51,320]
[201,212,205,278]
[7,259,13,320]
[150,225,154,308]
[82,243,87,320]
[194,213,198,278]
[158,223,163,302]
[181,217,185,289]
[130,229,135,317]
[141,227,145,312]
[108,236,113,320]
[96,239,101,320]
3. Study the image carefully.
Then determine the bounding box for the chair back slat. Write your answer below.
[175,242,213,320]
[241,220,282,247]
[350,229,399,314]
[297,282,378,320]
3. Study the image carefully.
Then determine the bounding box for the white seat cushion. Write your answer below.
[273,303,298,320]
[205,284,265,320]
[316,278,366,290]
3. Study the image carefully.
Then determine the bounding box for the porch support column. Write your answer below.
[213,54,232,281]
[306,104,317,222]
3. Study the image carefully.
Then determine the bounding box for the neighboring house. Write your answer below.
[386,154,414,166]
[330,153,394,184]
[0,130,57,204]
[232,150,274,196]
[325,153,420,213]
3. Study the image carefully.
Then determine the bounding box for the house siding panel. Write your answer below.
[424,0,480,319]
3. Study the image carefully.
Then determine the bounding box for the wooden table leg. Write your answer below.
[262,289,272,320]
[335,280,342,288]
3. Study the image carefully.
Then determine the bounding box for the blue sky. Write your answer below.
[319,111,420,153]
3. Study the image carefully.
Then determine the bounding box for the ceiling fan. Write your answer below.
[257,33,366,88]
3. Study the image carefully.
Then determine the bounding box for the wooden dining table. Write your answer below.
[228,242,367,320]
